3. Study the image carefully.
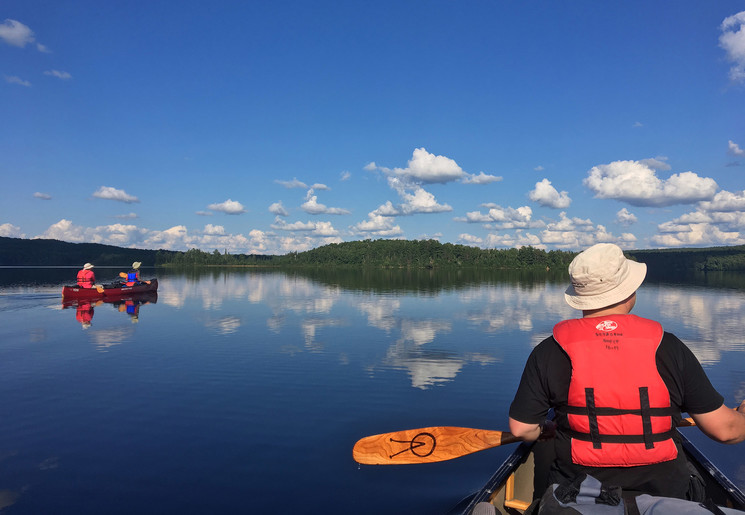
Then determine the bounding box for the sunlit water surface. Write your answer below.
[0,267,744,514]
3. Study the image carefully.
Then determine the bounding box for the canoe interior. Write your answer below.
[461,432,745,514]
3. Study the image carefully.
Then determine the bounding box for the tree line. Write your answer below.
[626,245,745,272]
[3,236,745,271]
[162,239,577,270]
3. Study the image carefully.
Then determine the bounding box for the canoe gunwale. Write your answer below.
[679,431,745,509]
[461,432,745,514]
[461,441,535,513]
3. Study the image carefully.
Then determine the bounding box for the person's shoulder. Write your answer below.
[657,330,698,365]
[660,331,686,349]
[531,333,564,358]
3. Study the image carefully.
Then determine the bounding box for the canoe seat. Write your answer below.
[504,472,532,511]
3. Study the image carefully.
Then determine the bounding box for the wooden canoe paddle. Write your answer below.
[353,418,698,465]
[352,426,522,465]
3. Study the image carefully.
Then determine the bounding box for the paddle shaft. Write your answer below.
[354,418,698,465]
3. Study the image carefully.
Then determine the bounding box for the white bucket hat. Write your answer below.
[83,263,94,270]
[132,262,141,269]
[564,243,646,310]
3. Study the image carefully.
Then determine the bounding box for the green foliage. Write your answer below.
[4,236,745,272]
[627,245,745,272]
[270,239,575,270]
[163,248,273,266]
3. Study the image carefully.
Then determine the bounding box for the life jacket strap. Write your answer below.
[585,388,601,449]
[564,428,677,444]
[566,386,676,449]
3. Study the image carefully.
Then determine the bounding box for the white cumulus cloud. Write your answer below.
[529,179,571,208]
[38,219,146,246]
[351,213,403,237]
[269,201,289,217]
[583,160,718,207]
[460,204,536,229]
[93,186,139,203]
[458,233,483,245]
[383,147,467,184]
[375,177,452,216]
[33,192,51,200]
[639,156,671,171]
[207,199,246,215]
[652,224,745,247]
[698,189,745,212]
[203,224,226,235]
[301,189,350,215]
[373,148,498,185]
[720,11,745,82]
[0,19,34,47]
[615,208,638,226]
[462,171,502,184]
[0,223,25,238]
[271,218,339,236]
[728,140,744,156]
[397,185,452,215]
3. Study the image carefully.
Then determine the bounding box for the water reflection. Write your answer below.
[61,291,158,329]
[204,315,242,335]
[649,284,745,364]
[2,267,745,511]
[152,268,745,389]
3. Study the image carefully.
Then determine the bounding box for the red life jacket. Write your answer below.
[76,302,94,323]
[553,315,678,467]
[77,269,95,288]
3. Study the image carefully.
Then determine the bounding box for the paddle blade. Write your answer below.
[119,272,128,278]
[353,426,520,465]
[95,285,104,294]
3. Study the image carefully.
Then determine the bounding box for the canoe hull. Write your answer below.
[61,279,158,299]
[461,432,745,514]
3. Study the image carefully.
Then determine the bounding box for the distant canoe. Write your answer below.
[61,279,158,299]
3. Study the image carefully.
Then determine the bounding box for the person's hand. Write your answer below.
[539,420,556,440]
[737,400,745,414]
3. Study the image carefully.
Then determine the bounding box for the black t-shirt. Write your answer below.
[509,329,724,499]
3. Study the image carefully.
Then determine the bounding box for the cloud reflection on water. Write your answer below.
[158,270,745,389]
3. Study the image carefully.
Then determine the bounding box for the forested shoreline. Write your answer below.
[2,236,745,271]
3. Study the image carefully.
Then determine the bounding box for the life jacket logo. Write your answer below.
[596,320,618,331]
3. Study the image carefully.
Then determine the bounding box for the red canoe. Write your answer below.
[61,279,158,299]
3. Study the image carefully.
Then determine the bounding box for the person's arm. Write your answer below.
[508,337,563,442]
[509,417,542,441]
[691,400,745,444]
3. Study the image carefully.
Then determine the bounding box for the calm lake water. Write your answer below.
[0,267,744,514]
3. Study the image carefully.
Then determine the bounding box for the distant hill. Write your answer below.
[276,239,576,269]
[0,236,176,267]
[627,245,745,272]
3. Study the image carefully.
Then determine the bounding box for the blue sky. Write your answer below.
[1,1,744,255]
